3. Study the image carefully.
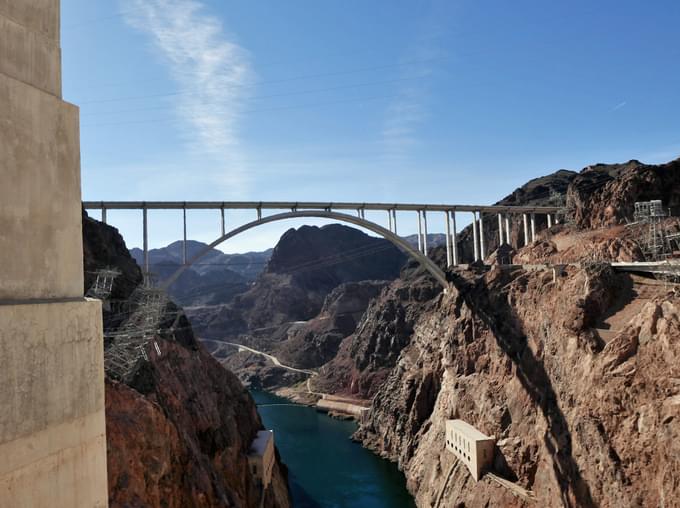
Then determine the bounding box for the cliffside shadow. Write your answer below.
[594,273,635,329]
[492,449,519,482]
[452,271,596,508]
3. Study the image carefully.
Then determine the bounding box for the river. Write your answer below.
[251,391,416,508]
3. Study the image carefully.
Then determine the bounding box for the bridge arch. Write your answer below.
[161,210,449,290]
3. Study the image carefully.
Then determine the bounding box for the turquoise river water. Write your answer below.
[251,391,416,508]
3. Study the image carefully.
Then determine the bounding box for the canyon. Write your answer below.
[181,157,680,507]
[83,213,292,508]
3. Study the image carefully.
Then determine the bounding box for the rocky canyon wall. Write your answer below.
[83,213,291,508]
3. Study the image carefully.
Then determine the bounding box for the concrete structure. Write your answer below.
[248,430,275,489]
[83,201,561,287]
[0,1,108,506]
[445,419,496,481]
[523,214,530,246]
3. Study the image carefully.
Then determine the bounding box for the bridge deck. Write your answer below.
[83,200,562,214]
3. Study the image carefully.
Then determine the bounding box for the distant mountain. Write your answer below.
[188,224,407,348]
[129,241,272,306]
[403,233,447,250]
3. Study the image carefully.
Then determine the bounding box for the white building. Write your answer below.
[445,419,496,481]
[248,430,275,489]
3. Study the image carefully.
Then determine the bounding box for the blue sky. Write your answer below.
[62,0,680,252]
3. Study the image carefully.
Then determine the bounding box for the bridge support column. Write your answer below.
[182,207,187,265]
[505,215,511,246]
[523,214,529,246]
[391,209,397,235]
[478,212,485,261]
[451,211,458,266]
[143,206,149,281]
[547,213,552,229]
[530,214,536,243]
[498,213,504,245]
[417,210,424,253]
[445,212,453,267]
[221,207,226,236]
[472,211,480,262]
[388,210,393,232]
[423,210,429,256]
[101,207,107,224]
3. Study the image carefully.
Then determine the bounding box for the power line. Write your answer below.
[80,74,428,117]
[82,93,398,128]
[63,5,149,29]
[77,57,445,105]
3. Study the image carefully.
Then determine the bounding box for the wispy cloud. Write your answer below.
[121,0,252,192]
[381,2,449,165]
[381,68,432,162]
[611,101,627,112]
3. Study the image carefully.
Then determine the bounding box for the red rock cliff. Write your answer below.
[83,212,291,508]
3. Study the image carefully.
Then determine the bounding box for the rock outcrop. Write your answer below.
[314,257,444,399]
[567,158,680,228]
[337,157,680,506]
[82,212,291,508]
[275,280,390,369]
[354,255,680,507]
[231,224,406,332]
[188,224,407,388]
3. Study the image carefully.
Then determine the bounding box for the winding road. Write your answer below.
[222,341,316,376]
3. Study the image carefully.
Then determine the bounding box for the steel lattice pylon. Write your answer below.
[104,287,175,382]
[634,200,672,261]
[86,268,121,300]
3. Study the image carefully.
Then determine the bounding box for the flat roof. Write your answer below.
[447,419,494,441]
[249,430,273,457]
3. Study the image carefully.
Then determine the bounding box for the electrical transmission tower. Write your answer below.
[634,200,673,260]
[86,268,121,300]
[548,190,571,225]
[104,287,175,382]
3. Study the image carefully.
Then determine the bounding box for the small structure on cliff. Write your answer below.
[248,430,275,489]
[445,420,496,481]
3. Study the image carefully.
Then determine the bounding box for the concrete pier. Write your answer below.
[498,213,504,245]
[523,214,529,246]
[423,210,429,256]
[417,210,424,253]
[451,211,458,266]
[505,215,511,245]
[472,211,480,261]
[446,212,453,267]
[0,2,108,506]
[478,212,486,261]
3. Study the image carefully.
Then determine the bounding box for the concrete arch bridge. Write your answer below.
[83,201,562,289]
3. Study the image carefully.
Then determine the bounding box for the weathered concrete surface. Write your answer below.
[0,14,61,96]
[0,0,60,42]
[0,300,107,508]
[0,1,108,506]
[0,73,82,300]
